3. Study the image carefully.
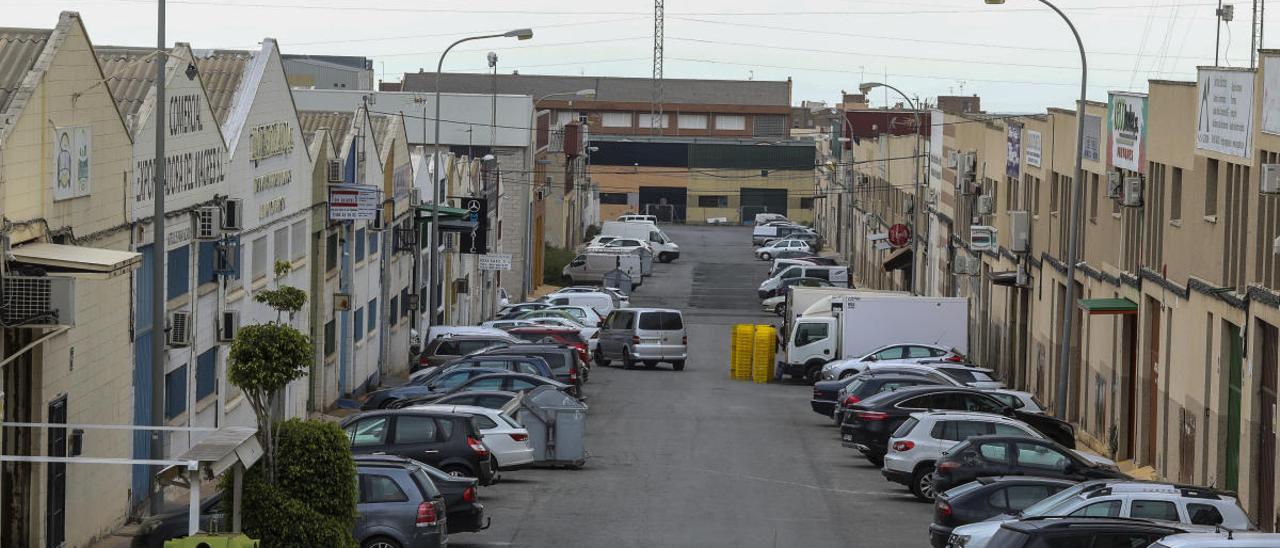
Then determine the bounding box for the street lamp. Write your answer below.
[985,0,1087,419]
[428,28,533,328]
[536,88,597,105]
[859,81,922,296]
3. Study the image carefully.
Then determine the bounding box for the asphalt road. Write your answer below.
[454,224,933,548]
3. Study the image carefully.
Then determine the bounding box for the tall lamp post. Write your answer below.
[859,82,921,296]
[985,0,1087,418]
[428,28,532,328]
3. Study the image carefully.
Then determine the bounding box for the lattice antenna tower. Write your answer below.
[651,0,664,135]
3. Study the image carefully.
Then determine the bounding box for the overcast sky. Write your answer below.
[9,0,1277,113]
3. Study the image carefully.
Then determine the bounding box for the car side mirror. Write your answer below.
[864,355,878,362]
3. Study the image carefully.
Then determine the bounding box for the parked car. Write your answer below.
[480,319,540,330]
[948,479,1251,548]
[354,455,487,535]
[519,316,600,354]
[986,389,1047,414]
[755,239,812,260]
[476,344,585,392]
[754,212,790,225]
[341,409,496,484]
[353,455,449,548]
[811,373,942,420]
[415,333,522,372]
[932,435,1127,497]
[840,385,1076,466]
[547,286,629,308]
[586,238,651,255]
[131,494,226,548]
[929,476,1078,548]
[363,367,509,410]
[757,265,849,297]
[1153,532,1280,548]
[761,277,833,301]
[396,373,570,408]
[581,235,617,249]
[406,404,534,471]
[546,305,603,327]
[516,309,582,325]
[752,224,808,245]
[980,517,1192,548]
[428,390,519,409]
[772,250,839,263]
[542,292,616,316]
[494,301,554,320]
[506,326,592,368]
[596,308,687,370]
[821,343,967,380]
[884,411,1114,501]
[617,214,658,223]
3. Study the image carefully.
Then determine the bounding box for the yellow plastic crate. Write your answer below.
[751,325,776,383]
[732,324,755,380]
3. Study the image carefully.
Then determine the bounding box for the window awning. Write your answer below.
[415,205,471,221]
[10,243,142,279]
[1078,297,1138,315]
[989,270,1024,287]
[882,246,913,272]
[438,219,479,233]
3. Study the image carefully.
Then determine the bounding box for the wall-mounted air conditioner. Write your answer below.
[217,310,239,343]
[195,207,221,241]
[326,159,343,183]
[1262,164,1280,195]
[1122,176,1143,207]
[1106,171,1123,199]
[221,199,243,232]
[970,225,997,252]
[976,195,995,215]
[0,275,75,327]
[167,311,192,347]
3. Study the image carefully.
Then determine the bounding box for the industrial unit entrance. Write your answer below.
[639,186,686,223]
[740,188,787,223]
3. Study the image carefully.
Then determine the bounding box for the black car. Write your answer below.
[341,409,496,485]
[415,334,520,372]
[929,476,1078,548]
[429,390,519,409]
[932,435,1128,496]
[839,385,1074,466]
[811,373,942,419]
[355,455,488,534]
[984,516,1189,548]
[363,367,508,410]
[394,372,571,408]
[475,344,583,392]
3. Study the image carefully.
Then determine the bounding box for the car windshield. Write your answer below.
[1020,483,1093,516]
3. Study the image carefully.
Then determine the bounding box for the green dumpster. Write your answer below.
[164,534,259,548]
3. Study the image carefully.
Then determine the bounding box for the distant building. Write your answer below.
[937,95,982,115]
[282,54,374,90]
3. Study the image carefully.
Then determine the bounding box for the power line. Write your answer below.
[284,16,649,47]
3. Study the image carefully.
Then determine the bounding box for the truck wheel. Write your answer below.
[672,360,685,371]
[622,349,635,370]
[804,362,824,384]
[658,252,672,263]
[595,352,610,368]
[773,302,785,316]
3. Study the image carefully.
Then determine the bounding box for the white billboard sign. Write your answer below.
[53,126,91,201]
[479,253,513,271]
[328,184,380,220]
[1025,130,1042,168]
[1196,68,1255,158]
[1262,57,1280,135]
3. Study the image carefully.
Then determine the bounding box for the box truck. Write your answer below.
[777,293,968,382]
[600,220,680,262]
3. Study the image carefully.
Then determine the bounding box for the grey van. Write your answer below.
[596,308,687,370]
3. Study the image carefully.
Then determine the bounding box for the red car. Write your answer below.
[506,326,591,365]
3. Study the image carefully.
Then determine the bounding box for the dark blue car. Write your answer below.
[363,356,553,410]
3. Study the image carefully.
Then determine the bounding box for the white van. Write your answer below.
[754,213,790,225]
[617,214,658,224]
[601,221,680,262]
[542,291,616,316]
[563,253,644,286]
[758,265,849,297]
[752,224,808,246]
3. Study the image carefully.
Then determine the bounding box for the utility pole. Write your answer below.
[651,0,664,135]
[149,0,167,515]
[1252,0,1266,68]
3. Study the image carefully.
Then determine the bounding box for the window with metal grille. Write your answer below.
[355,228,366,262]
[167,245,190,300]
[354,308,364,342]
[196,348,217,401]
[368,298,378,332]
[326,232,338,272]
[600,192,628,205]
[697,195,729,207]
[251,236,268,281]
[800,198,815,209]
[197,241,217,285]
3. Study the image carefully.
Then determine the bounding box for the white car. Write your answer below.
[1154,532,1280,548]
[587,238,651,255]
[754,239,812,260]
[580,235,617,249]
[481,319,540,330]
[821,343,968,380]
[525,316,599,352]
[947,480,1253,548]
[761,294,786,315]
[882,411,1113,501]
[547,286,630,308]
[985,388,1046,414]
[547,305,602,328]
[406,404,535,470]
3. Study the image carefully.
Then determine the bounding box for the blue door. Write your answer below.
[131,244,154,506]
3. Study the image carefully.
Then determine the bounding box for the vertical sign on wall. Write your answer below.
[53,126,92,201]
[1107,91,1148,174]
[1025,129,1042,168]
[1196,67,1255,158]
[1263,57,1280,135]
[1082,114,1102,162]
[1005,123,1022,179]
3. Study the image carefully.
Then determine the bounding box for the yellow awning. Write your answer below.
[10,243,141,279]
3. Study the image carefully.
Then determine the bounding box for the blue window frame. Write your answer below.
[164,365,187,419]
[355,228,367,262]
[196,348,217,400]
[368,298,378,332]
[197,241,217,285]
[369,230,379,256]
[354,308,365,341]
[167,245,190,300]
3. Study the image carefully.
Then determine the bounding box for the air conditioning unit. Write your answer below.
[410,188,421,206]
[953,255,980,276]
[221,199,243,232]
[947,151,960,169]
[217,310,239,343]
[442,232,457,252]
[1106,171,1123,198]
[970,225,997,251]
[926,188,938,206]
[0,275,75,327]
[326,159,343,183]
[195,206,221,241]
[903,197,915,215]
[369,208,387,231]
[166,311,192,347]
[976,195,995,215]
[1122,176,1143,207]
[1009,211,1031,253]
[1263,164,1280,194]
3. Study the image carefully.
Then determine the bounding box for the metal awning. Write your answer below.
[415,205,471,221]
[882,246,912,272]
[989,271,1023,287]
[438,219,479,232]
[10,243,141,279]
[1078,297,1138,315]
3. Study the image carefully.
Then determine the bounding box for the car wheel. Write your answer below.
[864,454,884,467]
[658,253,672,263]
[363,537,402,548]
[595,351,610,367]
[443,465,472,478]
[672,360,685,371]
[622,349,635,370]
[838,369,856,380]
[910,465,936,501]
[774,302,785,316]
[760,252,772,261]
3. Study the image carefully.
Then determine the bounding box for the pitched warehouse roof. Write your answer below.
[95,46,160,120]
[192,49,251,127]
[400,72,791,107]
[297,110,352,148]
[0,28,52,115]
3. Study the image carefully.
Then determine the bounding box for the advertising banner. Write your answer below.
[328,184,380,220]
[1026,130,1042,168]
[929,109,944,192]
[53,126,92,201]
[1107,92,1148,173]
[1264,57,1280,135]
[1196,68,1254,158]
[1082,114,1102,162]
[1006,123,1022,179]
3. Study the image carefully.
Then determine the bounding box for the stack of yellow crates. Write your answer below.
[751,325,776,383]
[731,324,755,380]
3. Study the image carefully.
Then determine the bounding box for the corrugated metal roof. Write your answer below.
[193,50,251,127]
[0,28,52,115]
[96,46,160,120]
[298,110,352,149]
[370,113,391,153]
[400,72,791,107]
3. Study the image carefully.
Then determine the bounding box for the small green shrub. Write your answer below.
[543,245,577,284]
[583,224,600,241]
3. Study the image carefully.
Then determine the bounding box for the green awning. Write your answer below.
[1078,298,1138,315]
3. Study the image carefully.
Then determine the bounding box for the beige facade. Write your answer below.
[820,62,1280,529]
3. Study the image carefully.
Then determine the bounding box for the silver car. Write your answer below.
[596,308,687,370]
